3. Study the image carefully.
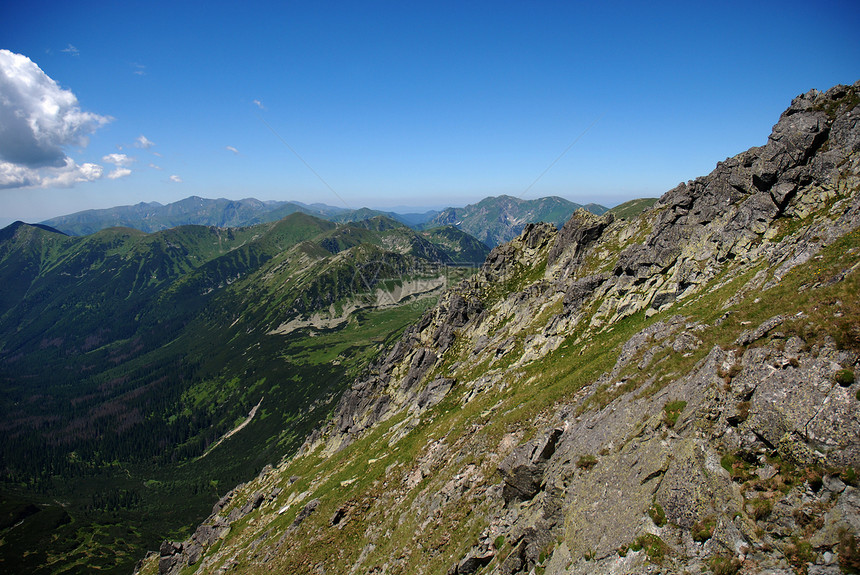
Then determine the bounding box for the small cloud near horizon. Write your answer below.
[102,154,135,180]
[225,146,239,155]
[169,175,182,183]
[107,168,132,180]
[61,44,79,56]
[135,135,155,149]
[102,154,134,179]
[102,153,134,167]
[253,99,264,110]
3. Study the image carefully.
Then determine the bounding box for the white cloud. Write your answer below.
[133,63,146,76]
[225,146,239,155]
[135,135,154,149]
[253,99,265,110]
[0,49,111,189]
[169,175,182,183]
[42,160,103,187]
[102,153,134,166]
[0,161,39,188]
[0,157,105,189]
[107,167,132,179]
[149,163,162,170]
[61,44,79,56]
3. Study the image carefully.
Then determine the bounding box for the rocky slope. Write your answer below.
[137,81,860,575]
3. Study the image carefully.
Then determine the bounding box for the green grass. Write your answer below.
[576,454,598,470]
[692,516,716,542]
[708,553,742,575]
[648,502,667,527]
[835,368,855,386]
[630,533,668,563]
[662,400,687,428]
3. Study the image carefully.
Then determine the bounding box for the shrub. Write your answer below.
[709,553,742,575]
[784,538,816,572]
[748,498,773,520]
[735,401,750,423]
[493,535,505,550]
[632,534,668,563]
[583,548,595,561]
[718,362,743,383]
[692,516,717,543]
[648,503,667,527]
[839,530,860,574]
[720,452,754,482]
[803,467,824,492]
[835,368,855,386]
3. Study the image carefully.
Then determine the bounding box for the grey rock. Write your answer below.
[137,82,860,575]
[735,315,785,346]
[185,543,202,566]
[453,549,494,574]
[291,498,320,528]
[497,428,563,503]
[416,378,455,410]
[239,491,264,516]
[547,209,613,268]
[192,521,229,547]
[158,555,180,575]
[563,273,610,315]
[823,475,846,494]
[807,566,841,575]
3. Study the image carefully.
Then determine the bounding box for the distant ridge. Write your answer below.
[422,194,609,247]
[39,196,312,235]
[607,197,658,220]
[0,220,67,241]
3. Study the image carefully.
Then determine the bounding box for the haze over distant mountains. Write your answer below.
[39,195,611,247]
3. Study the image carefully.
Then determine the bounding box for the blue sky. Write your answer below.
[1,0,858,226]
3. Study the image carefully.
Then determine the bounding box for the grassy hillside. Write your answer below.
[607,197,657,220]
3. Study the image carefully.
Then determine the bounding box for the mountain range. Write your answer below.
[40,195,611,248]
[122,81,860,575]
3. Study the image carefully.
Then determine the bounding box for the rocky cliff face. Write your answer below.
[137,81,860,575]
